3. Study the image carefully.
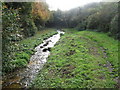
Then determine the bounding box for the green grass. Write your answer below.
[31,29,119,88]
[3,29,57,73]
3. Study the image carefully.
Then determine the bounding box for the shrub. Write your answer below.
[109,14,119,39]
[21,16,37,37]
[11,59,27,68]
[16,52,30,62]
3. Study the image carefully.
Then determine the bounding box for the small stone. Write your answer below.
[40,46,43,48]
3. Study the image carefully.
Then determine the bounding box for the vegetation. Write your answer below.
[31,29,119,88]
[2,1,119,89]
[32,2,51,29]
[2,28,56,73]
[2,1,51,73]
[4,28,56,72]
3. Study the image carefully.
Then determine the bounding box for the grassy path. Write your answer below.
[31,29,119,88]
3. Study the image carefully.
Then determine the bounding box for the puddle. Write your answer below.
[2,30,65,89]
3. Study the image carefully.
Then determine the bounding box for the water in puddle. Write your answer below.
[2,30,65,89]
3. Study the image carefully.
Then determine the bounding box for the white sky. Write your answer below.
[46,0,102,11]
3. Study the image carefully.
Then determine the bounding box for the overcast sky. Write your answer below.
[46,0,103,11]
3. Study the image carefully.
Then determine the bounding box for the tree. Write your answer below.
[109,14,119,39]
[32,1,50,29]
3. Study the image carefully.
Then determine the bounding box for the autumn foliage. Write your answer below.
[32,1,50,22]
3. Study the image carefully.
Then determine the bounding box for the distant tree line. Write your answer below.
[46,2,119,40]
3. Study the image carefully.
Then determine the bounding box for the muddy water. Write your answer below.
[2,30,65,89]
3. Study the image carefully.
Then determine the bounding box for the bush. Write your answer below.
[21,16,38,37]
[16,52,30,62]
[3,59,27,73]
[25,50,34,55]
[11,59,27,68]
[109,14,119,39]
[76,21,87,31]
